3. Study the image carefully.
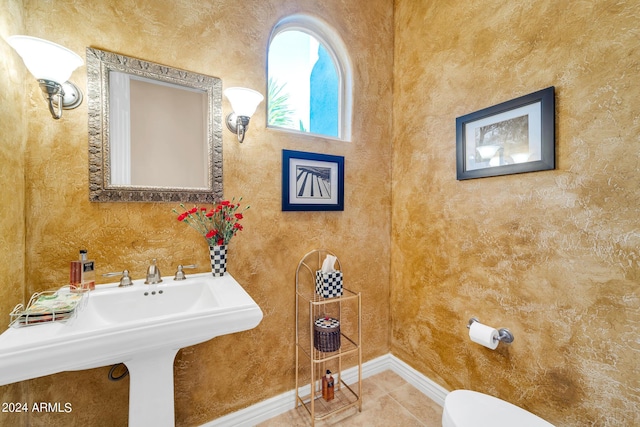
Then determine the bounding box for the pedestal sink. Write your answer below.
[0,272,263,427]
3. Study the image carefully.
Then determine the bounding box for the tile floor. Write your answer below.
[256,370,443,427]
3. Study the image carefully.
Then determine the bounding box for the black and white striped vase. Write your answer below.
[209,245,227,277]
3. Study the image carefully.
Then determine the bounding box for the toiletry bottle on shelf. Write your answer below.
[79,249,95,291]
[322,369,334,401]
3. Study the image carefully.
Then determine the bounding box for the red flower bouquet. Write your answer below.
[174,198,249,246]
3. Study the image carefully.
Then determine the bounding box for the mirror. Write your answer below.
[86,47,223,202]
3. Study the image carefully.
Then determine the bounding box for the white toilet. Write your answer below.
[442,390,556,427]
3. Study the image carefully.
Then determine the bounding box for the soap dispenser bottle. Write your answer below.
[79,249,95,290]
[322,369,334,401]
[69,260,82,292]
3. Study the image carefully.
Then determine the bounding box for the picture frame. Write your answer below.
[282,150,344,211]
[456,86,555,180]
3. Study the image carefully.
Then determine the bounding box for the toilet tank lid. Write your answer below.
[444,390,556,427]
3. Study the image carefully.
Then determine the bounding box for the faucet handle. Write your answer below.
[102,270,133,287]
[174,264,197,281]
[144,259,163,285]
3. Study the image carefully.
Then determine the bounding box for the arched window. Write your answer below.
[267,14,352,141]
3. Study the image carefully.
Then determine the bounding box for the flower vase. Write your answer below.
[209,245,227,277]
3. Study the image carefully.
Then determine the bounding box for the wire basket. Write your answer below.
[9,289,88,328]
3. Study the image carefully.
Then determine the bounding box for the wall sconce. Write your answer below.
[224,87,264,143]
[7,35,84,120]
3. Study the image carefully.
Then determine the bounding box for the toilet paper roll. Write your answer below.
[469,321,500,350]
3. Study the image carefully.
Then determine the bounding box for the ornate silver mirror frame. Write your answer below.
[87,47,223,202]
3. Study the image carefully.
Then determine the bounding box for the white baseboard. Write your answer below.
[202,353,449,427]
[387,354,449,406]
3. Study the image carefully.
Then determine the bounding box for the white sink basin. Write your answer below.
[90,278,220,325]
[0,272,263,426]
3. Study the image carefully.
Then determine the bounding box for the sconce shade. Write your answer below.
[7,35,83,84]
[224,87,264,118]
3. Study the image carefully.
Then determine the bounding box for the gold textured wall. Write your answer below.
[0,0,392,425]
[4,0,639,426]
[0,0,27,425]
[0,1,26,325]
[391,1,639,426]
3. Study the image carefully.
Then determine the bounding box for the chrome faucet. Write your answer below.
[102,270,133,287]
[173,264,197,281]
[144,259,163,284]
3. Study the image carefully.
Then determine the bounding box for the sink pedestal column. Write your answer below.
[125,349,179,427]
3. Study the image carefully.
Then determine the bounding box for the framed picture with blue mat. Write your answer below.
[282,150,344,211]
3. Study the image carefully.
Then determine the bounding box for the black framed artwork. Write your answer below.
[456,87,555,180]
[282,150,344,211]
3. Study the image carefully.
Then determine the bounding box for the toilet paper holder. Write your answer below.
[467,317,514,344]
